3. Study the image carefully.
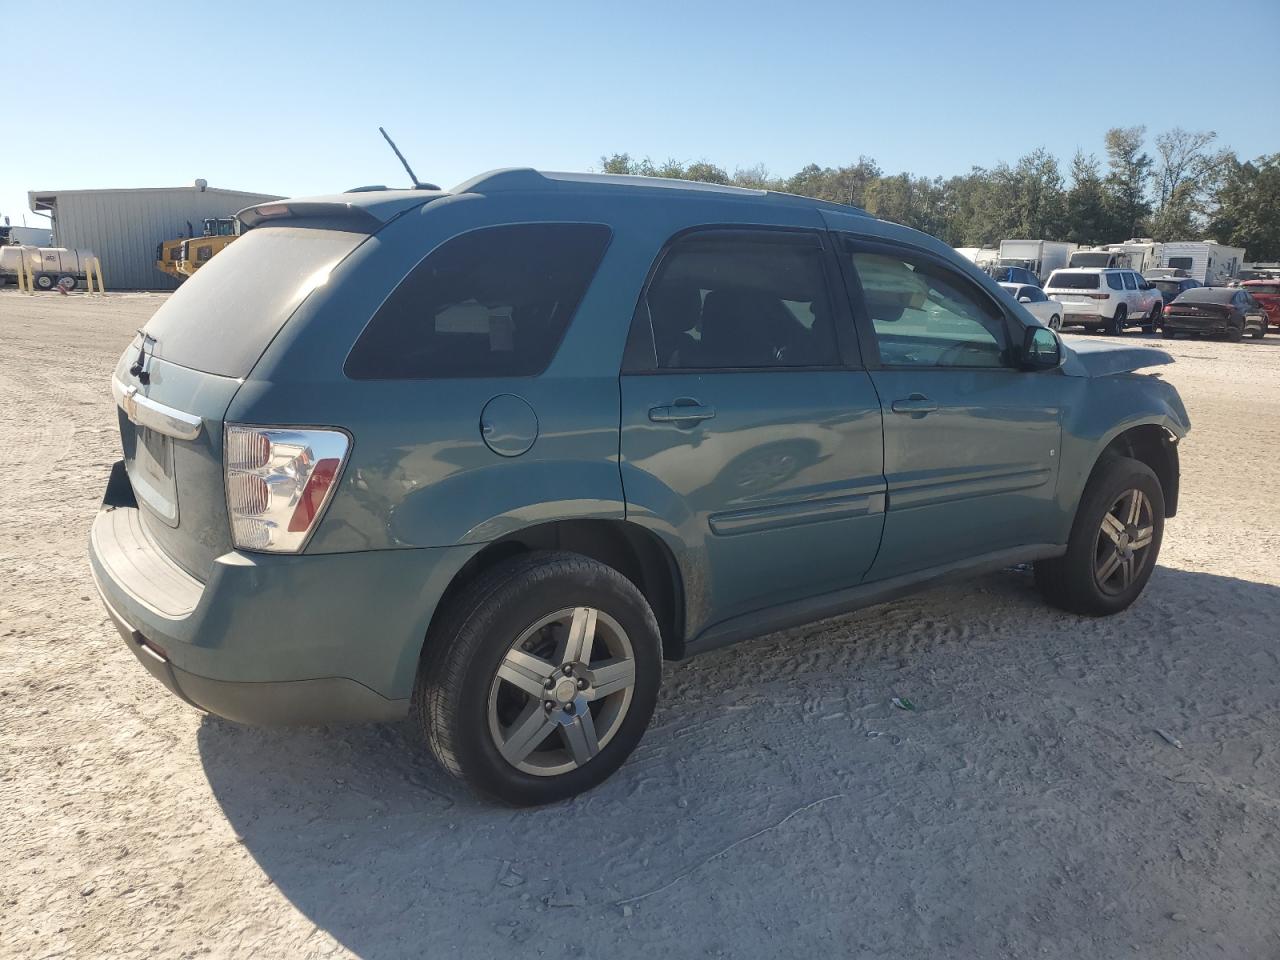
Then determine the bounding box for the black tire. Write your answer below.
[1048,314,1061,331]
[1108,305,1128,336]
[1225,320,1243,343]
[413,551,662,805]
[57,275,77,291]
[1250,321,1265,340]
[1035,455,1165,616]
[35,274,53,290]
[1142,302,1162,332]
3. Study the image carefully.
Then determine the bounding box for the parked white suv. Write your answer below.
[1043,268,1163,335]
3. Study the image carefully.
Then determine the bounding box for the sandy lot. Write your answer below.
[2,289,1279,959]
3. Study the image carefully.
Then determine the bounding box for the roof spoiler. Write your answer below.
[237,191,443,232]
[237,201,386,232]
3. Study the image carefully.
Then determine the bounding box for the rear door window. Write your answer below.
[346,223,611,379]
[637,230,841,370]
[144,226,367,377]
[1107,273,1125,291]
[1122,272,1137,290]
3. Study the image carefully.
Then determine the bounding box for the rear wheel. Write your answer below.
[1142,302,1162,332]
[1035,455,1164,616]
[1225,320,1244,342]
[57,275,77,291]
[1108,305,1128,336]
[35,274,53,290]
[414,551,662,805]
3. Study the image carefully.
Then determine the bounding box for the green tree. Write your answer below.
[1102,126,1153,239]
[1208,153,1280,260]
[1150,128,1219,239]
[1064,151,1109,246]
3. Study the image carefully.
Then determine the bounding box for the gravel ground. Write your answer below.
[2,290,1279,960]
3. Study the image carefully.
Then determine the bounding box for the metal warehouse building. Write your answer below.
[28,181,281,291]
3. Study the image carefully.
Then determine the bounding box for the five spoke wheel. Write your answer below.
[1094,489,1155,596]
[487,606,637,776]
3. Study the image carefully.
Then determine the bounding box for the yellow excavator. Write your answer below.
[176,217,239,277]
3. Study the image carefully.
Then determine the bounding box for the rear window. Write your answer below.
[1168,256,1194,270]
[145,226,365,377]
[345,223,611,379]
[1177,288,1234,303]
[1151,280,1183,297]
[1248,283,1280,295]
[1070,252,1113,267]
[1047,272,1100,290]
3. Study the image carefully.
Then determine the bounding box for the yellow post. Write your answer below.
[84,257,95,295]
[91,257,106,294]
[19,254,32,294]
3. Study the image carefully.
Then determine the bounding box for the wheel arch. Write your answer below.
[1088,422,1181,517]
[422,519,688,664]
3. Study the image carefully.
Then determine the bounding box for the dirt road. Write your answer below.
[2,290,1278,959]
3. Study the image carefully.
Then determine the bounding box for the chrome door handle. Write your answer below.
[890,394,939,416]
[649,402,716,425]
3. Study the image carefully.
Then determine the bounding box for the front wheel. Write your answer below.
[1048,314,1062,331]
[414,551,662,805]
[1251,320,1266,340]
[1035,455,1164,616]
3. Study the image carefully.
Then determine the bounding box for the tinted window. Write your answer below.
[642,231,839,370]
[1250,283,1280,295]
[1178,288,1235,303]
[1049,271,1100,290]
[850,250,1010,368]
[1168,256,1194,270]
[346,223,610,379]
[1107,273,1125,291]
[1027,287,1047,302]
[144,226,366,378]
[1122,272,1137,290]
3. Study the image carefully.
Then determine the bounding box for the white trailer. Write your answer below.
[0,246,97,289]
[1107,239,1162,274]
[1158,241,1246,286]
[997,239,1076,282]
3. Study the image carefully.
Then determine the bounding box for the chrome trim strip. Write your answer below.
[111,376,203,441]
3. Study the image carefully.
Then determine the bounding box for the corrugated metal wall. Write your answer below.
[37,187,281,290]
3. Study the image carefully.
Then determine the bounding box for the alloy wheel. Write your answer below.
[1093,489,1155,596]
[487,607,637,776]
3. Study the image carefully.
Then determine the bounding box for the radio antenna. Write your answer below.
[379,127,439,190]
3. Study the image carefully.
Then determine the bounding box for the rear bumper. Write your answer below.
[1162,316,1232,334]
[89,461,479,725]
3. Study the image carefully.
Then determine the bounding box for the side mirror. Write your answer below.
[1017,295,1032,303]
[1022,325,1061,370]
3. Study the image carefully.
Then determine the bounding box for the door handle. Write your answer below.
[890,394,939,416]
[649,401,716,425]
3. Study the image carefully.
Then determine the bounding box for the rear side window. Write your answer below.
[1107,273,1125,291]
[144,226,366,378]
[1048,272,1100,290]
[346,223,611,379]
[1122,272,1137,290]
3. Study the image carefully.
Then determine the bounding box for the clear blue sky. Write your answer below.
[3,0,1277,229]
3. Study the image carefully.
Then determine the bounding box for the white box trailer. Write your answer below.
[1158,241,1246,286]
[997,240,1076,282]
[1107,240,1162,274]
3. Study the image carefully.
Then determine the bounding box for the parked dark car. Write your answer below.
[1145,276,1202,326]
[1161,287,1270,341]
[985,264,1041,287]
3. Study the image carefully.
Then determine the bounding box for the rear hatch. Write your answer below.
[112,223,372,579]
[1045,271,1103,306]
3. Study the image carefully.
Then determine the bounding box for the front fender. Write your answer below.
[1055,373,1189,537]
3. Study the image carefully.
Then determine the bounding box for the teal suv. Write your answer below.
[91,170,1189,804]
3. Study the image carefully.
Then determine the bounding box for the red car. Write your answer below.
[1243,279,1280,330]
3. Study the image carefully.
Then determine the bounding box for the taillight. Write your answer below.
[1088,293,1111,300]
[224,425,350,553]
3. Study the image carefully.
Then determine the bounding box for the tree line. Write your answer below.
[600,127,1280,260]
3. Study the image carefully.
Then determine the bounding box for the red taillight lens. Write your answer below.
[1089,293,1111,300]
[288,457,341,532]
